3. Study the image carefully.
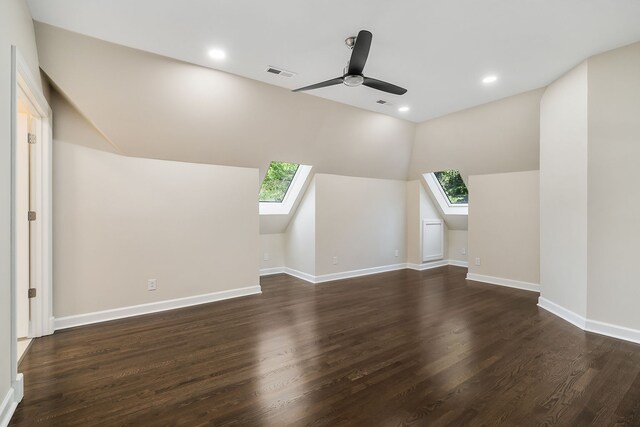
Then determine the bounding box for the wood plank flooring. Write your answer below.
[10,266,640,426]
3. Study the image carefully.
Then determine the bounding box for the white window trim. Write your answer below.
[259,164,312,215]
[423,172,468,216]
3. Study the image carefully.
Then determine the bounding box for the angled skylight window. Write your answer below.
[259,161,313,215]
[259,162,300,202]
[423,170,468,216]
[433,170,468,205]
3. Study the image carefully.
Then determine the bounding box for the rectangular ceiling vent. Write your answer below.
[266,66,296,78]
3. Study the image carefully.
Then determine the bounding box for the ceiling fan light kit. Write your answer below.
[293,30,407,96]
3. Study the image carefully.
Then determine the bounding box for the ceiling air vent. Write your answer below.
[376,99,392,105]
[265,66,296,78]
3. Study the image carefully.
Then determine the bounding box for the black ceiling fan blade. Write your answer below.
[347,30,372,76]
[363,77,407,95]
[292,77,343,92]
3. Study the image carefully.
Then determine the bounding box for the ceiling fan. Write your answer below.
[293,30,407,95]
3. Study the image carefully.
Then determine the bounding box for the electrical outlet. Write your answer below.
[147,279,157,291]
[475,257,481,266]
[263,253,269,261]
[394,249,399,257]
[461,247,466,255]
[332,256,338,265]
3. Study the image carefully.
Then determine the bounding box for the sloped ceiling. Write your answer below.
[35,23,416,183]
[27,0,640,122]
[410,88,544,182]
[49,90,119,154]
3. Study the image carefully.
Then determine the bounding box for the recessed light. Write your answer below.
[208,48,226,60]
[482,75,498,84]
[398,106,410,112]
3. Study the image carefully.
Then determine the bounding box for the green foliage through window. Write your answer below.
[433,170,468,204]
[259,162,300,202]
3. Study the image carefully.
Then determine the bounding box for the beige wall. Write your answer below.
[410,89,543,181]
[448,230,468,263]
[406,180,422,265]
[468,171,540,284]
[406,180,447,265]
[284,179,316,275]
[587,42,640,330]
[50,90,118,153]
[35,23,415,184]
[260,234,285,270]
[259,215,291,235]
[53,142,259,317]
[539,62,589,317]
[315,174,407,275]
[0,0,42,405]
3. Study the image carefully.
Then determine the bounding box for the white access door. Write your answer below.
[422,219,444,262]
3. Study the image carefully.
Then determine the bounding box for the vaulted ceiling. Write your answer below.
[36,23,416,183]
[28,0,640,122]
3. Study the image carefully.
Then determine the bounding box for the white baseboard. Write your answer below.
[0,375,23,427]
[259,267,285,276]
[586,318,640,345]
[286,265,407,284]
[406,259,450,271]
[0,376,22,427]
[538,297,640,345]
[54,285,262,330]
[0,389,16,427]
[537,297,587,329]
[448,259,469,268]
[314,263,407,284]
[466,273,540,293]
[282,267,317,284]
[280,260,462,284]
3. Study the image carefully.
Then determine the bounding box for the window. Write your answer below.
[259,161,313,215]
[259,162,300,202]
[433,170,468,205]
[423,170,468,216]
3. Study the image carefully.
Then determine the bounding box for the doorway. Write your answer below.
[15,95,39,361]
[9,46,54,407]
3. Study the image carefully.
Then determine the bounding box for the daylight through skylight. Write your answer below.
[259,162,300,203]
[433,170,468,205]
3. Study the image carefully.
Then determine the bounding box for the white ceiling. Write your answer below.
[28,0,640,122]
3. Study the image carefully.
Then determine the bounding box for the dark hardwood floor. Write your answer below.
[10,266,640,426]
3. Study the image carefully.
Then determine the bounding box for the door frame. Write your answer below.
[10,46,53,403]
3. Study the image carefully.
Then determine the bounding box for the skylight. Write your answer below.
[433,170,468,205]
[259,162,313,216]
[259,162,300,203]
[423,170,468,216]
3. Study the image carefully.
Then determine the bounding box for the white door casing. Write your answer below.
[10,46,54,407]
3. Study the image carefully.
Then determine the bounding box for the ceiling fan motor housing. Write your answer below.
[344,74,364,87]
